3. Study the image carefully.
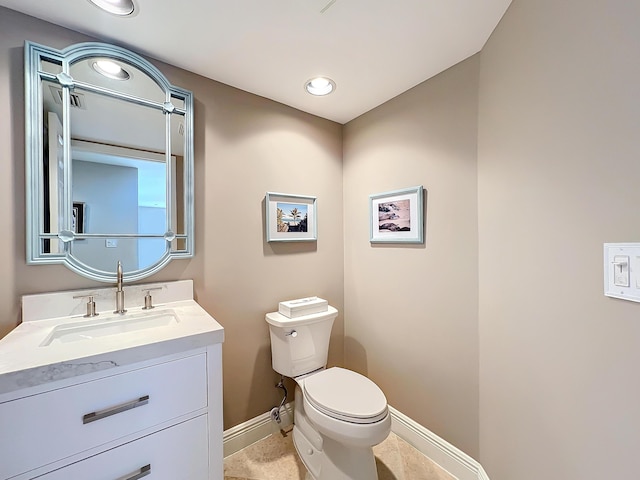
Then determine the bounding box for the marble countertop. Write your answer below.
[0,281,224,396]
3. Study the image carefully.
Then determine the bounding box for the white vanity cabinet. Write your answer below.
[0,280,225,480]
[0,345,222,480]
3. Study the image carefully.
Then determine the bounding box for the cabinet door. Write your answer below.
[37,415,209,480]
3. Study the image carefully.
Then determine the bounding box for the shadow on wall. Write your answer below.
[222,341,293,429]
[259,337,298,420]
[343,336,369,376]
[0,322,16,340]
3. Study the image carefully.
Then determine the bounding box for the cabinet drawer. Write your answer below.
[37,415,209,480]
[0,354,207,479]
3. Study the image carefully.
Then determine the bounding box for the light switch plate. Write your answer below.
[604,243,640,302]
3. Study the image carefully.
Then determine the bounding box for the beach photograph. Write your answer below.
[277,202,308,232]
[266,192,317,242]
[378,199,411,232]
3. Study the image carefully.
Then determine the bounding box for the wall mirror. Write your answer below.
[25,41,194,282]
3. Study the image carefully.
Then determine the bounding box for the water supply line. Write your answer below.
[270,376,288,426]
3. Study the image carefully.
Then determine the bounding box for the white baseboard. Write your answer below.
[223,402,294,458]
[389,406,487,480]
[223,403,490,480]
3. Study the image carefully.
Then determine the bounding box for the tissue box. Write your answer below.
[278,297,328,318]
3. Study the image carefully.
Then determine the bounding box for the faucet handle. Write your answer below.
[142,287,163,310]
[73,294,99,318]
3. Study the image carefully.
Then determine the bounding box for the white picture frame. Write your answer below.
[369,186,424,244]
[266,192,317,242]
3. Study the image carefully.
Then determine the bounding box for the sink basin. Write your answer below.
[40,310,179,346]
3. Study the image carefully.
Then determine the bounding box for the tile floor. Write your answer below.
[224,430,456,480]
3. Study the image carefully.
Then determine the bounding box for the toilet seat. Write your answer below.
[302,367,388,424]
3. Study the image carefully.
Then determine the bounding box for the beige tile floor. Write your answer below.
[224,430,456,480]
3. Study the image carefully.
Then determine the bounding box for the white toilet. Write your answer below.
[266,304,391,480]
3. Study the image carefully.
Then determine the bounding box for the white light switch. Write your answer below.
[105,239,118,248]
[613,255,630,287]
[604,243,640,303]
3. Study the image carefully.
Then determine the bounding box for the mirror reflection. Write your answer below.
[26,42,194,282]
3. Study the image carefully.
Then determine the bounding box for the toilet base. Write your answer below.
[293,426,378,480]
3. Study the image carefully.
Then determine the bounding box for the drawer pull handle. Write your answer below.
[83,395,150,424]
[120,464,151,480]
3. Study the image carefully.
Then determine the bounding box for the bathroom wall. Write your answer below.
[477,0,640,478]
[0,7,344,429]
[343,56,480,458]
[4,3,638,476]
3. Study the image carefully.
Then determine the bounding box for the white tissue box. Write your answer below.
[278,297,328,318]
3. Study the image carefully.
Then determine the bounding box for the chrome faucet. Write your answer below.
[114,261,127,314]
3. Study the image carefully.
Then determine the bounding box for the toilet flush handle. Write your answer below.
[285,330,298,338]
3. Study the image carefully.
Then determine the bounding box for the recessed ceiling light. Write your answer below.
[305,77,336,96]
[92,59,131,81]
[87,0,135,16]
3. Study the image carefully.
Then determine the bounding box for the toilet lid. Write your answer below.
[303,367,388,424]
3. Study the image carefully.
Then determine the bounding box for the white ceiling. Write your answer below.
[0,0,512,124]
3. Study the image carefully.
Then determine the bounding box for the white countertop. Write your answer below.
[0,280,224,396]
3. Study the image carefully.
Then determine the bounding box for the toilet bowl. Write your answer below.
[302,367,390,446]
[266,304,391,480]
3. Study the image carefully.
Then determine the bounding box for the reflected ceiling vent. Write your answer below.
[49,85,87,109]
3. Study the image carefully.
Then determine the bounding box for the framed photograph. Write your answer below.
[369,186,424,244]
[72,202,86,235]
[266,192,317,242]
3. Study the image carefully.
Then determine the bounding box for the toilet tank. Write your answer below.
[265,306,338,378]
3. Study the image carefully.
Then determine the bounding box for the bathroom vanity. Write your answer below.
[0,280,224,480]
[4,38,223,479]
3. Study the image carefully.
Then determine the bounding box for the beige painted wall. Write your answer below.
[5,2,639,476]
[0,7,344,429]
[343,56,480,458]
[478,0,640,478]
